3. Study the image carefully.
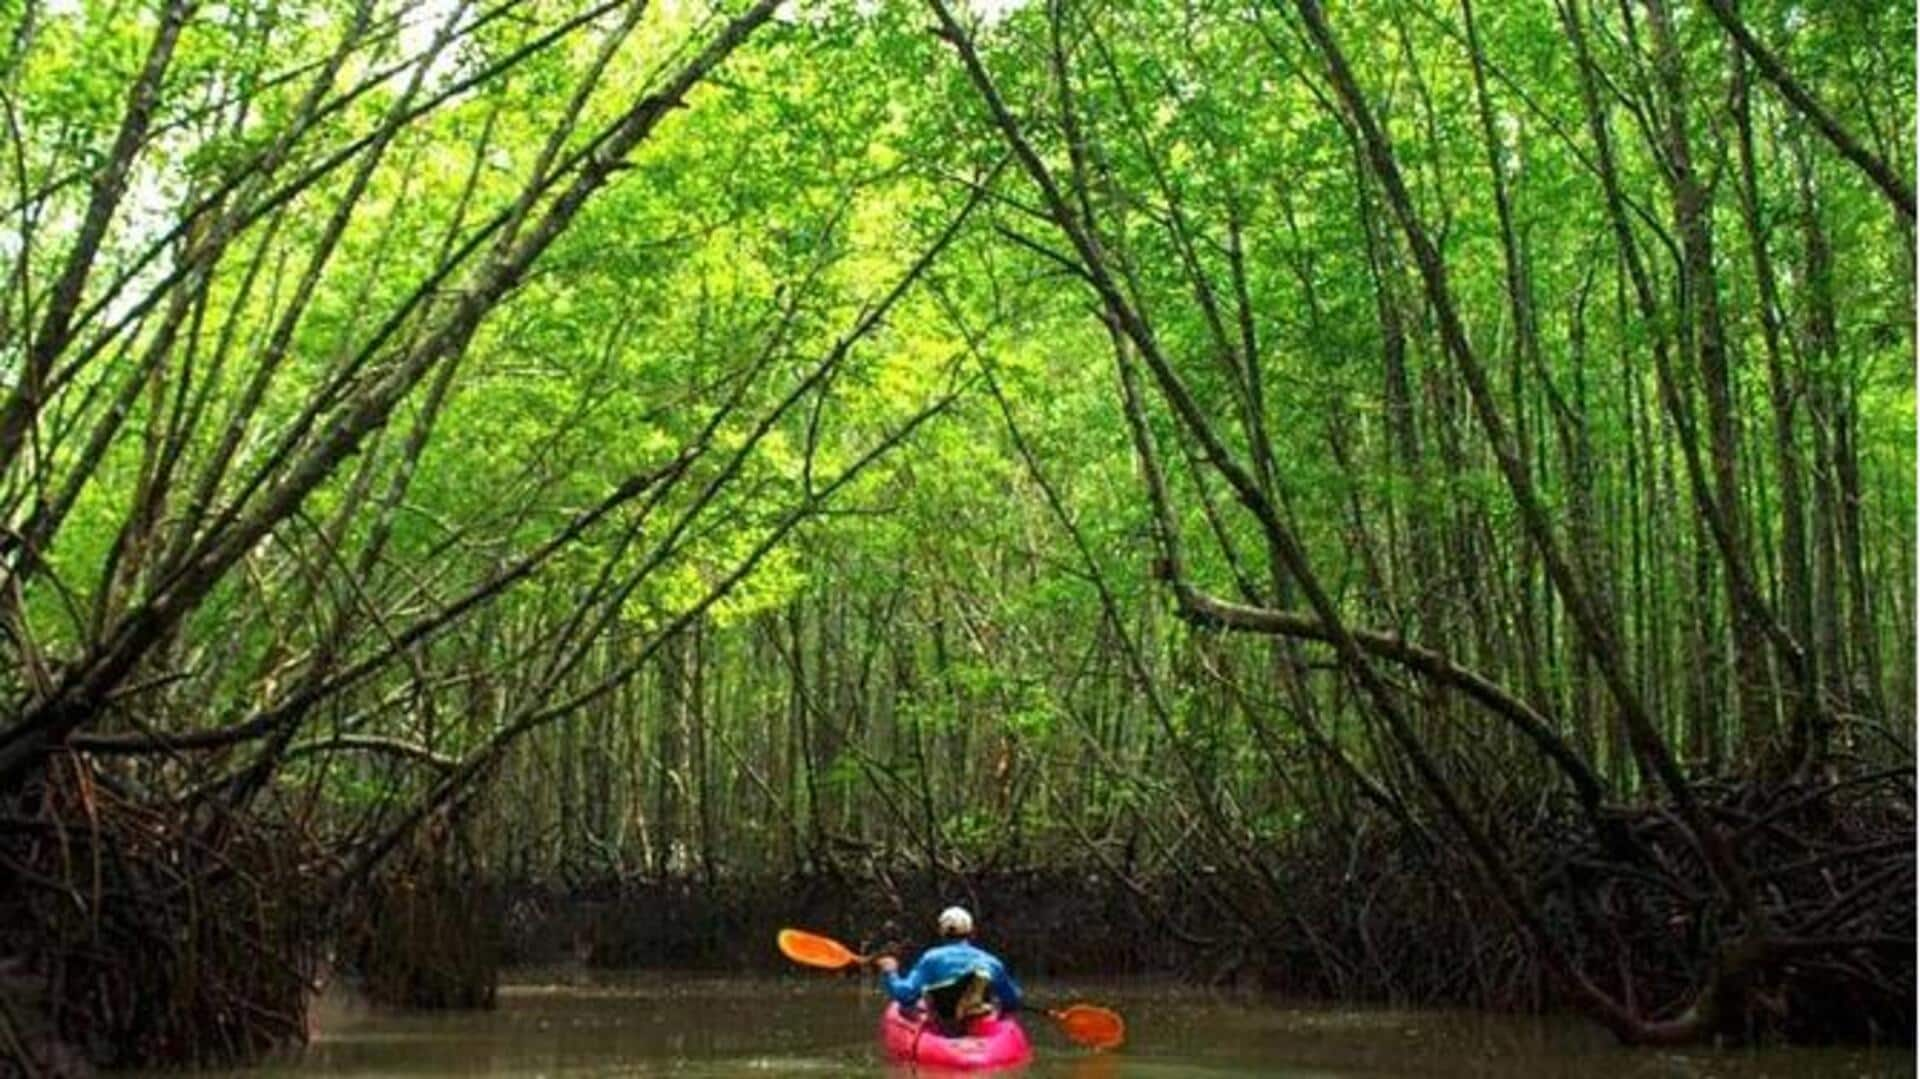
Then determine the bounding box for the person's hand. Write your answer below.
[876,956,899,974]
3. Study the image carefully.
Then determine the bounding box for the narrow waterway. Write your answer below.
[159,972,1910,1078]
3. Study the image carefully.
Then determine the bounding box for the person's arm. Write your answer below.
[877,955,926,1006]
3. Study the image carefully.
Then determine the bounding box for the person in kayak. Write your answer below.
[875,906,1024,1034]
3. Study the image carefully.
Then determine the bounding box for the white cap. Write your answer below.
[937,906,974,937]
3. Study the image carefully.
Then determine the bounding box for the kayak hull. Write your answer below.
[880,1002,1033,1070]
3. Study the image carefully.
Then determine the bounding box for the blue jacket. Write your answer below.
[883,940,1024,1012]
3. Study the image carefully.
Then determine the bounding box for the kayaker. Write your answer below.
[875,906,1024,1033]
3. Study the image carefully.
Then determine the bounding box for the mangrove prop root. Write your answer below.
[500,768,1912,1045]
[0,761,322,1072]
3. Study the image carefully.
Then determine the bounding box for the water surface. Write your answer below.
[200,973,1909,1078]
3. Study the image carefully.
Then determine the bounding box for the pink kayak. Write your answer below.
[880,1002,1033,1070]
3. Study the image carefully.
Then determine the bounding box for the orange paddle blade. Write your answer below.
[1052,1003,1125,1049]
[778,928,862,970]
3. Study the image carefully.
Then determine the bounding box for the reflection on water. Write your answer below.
[154,972,1909,1078]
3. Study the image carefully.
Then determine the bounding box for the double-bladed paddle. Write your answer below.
[777,927,1127,1050]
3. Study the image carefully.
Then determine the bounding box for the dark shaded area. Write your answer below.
[0,767,316,1075]
[353,862,501,1011]
[502,870,1200,977]
[494,771,1914,1047]
[0,763,1908,1076]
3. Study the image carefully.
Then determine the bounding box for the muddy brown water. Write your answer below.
[171,972,1909,1078]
